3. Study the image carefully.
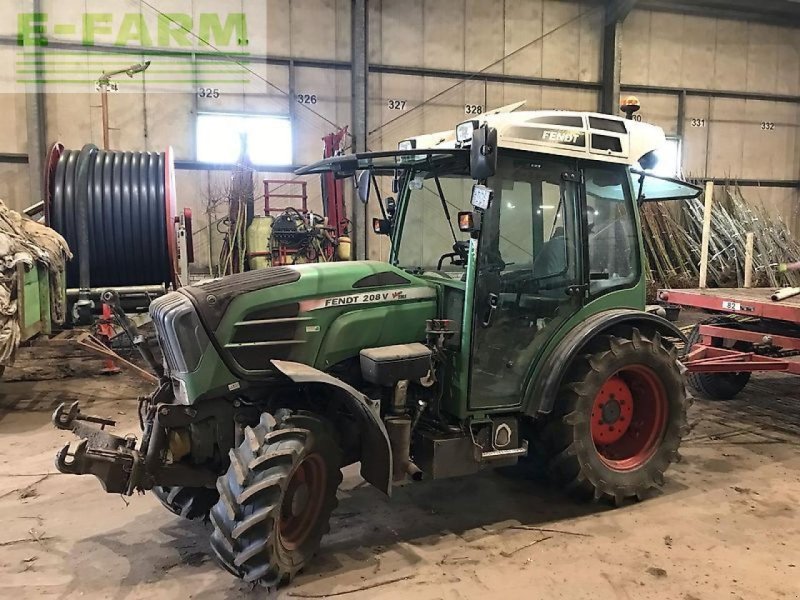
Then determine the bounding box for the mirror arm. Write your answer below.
[636,173,646,205]
[370,172,388,219]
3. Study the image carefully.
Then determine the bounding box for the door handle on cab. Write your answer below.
[482,293,499,327]
[565,284,588,297]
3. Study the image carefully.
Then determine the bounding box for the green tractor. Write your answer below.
[53,106,701,588]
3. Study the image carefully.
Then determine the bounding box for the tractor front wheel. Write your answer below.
[209,411,342,588]
[547,329,689,504]
[152,485,219,520]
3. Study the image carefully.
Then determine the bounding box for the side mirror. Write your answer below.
[386,197,397,219]
[372,218,391,235]
[639,150,658,171]
[470,125,498,180]
[356,170,371,204]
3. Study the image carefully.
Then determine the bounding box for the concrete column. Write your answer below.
[601,1,639,115]
[601,19,623,115]
[351,0,368,260]
[25,0,46,207]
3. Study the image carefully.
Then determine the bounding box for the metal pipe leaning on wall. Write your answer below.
[46,144,177,289]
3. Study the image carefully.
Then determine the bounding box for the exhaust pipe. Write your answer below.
[385,417,423,482]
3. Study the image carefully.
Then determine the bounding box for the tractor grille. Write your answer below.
[224,303,307,372]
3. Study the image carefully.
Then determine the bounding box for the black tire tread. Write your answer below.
[151,485,219,520]
[685,316,751,400]
[546,328,690,505]
[208,412,342,589]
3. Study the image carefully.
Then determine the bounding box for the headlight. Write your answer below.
[150,293,210,374]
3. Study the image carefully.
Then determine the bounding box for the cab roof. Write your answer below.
[296,103,668,176]
[404,107,666,167]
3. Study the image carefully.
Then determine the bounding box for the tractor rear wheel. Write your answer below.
[685,316,751,400]
[547,329,688,504]
[152,485,219,520]
[209,411,342,588]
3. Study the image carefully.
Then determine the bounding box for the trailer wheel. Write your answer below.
[209,411,342,589]
[685,317,751,400]
[151,485,219,520]
[547,329,688,505]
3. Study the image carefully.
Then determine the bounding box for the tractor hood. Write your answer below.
[175,261,438,379]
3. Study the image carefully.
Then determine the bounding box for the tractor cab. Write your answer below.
[299,107,700,419]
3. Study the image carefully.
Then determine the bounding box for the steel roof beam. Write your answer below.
[601,1,640,115]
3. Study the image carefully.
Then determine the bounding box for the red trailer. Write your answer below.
[658,288,800,399]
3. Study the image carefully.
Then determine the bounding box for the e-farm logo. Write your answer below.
[15,10,251,90]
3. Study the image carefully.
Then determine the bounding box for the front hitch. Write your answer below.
[53,401,143,494]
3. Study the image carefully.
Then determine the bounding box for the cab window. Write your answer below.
[584,166,639,295]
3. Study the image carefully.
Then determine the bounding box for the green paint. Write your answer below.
[53,24,76,35]
[452,237,478,419]
[15,12,248,50]
[82,13,113,46]
[157,13,192,47]
[17,79,249,84]
[19,264,49,342]
[17,69,242,74]
[19,50,251,57]
[17,60,239,65]
[178,261,437,401]
[17,13,47,47]
[115,14,153,47]
[198,13,247,48]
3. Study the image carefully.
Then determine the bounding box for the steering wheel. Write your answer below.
[436,241,470,271]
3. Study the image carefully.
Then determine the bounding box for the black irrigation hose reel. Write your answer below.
[45,143,182,323]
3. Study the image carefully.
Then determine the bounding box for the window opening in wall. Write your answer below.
[196,113,292,165]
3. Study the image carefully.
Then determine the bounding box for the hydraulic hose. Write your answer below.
[48,145,176,289]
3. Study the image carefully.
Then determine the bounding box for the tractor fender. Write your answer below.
[270,360,392,496]
[525,309,686,417]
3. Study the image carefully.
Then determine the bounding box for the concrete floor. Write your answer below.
[1,373,799,600]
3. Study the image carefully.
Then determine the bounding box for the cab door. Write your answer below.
[468,155,585,411]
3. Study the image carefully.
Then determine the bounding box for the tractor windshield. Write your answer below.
[391,150,573,277]
[392,155,473,275]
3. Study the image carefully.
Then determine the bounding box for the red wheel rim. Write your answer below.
[43,142,64,226]
[590,365,668,471]
[278,454,327,550]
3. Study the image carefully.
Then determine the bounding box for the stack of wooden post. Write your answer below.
[642,184,800,291]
